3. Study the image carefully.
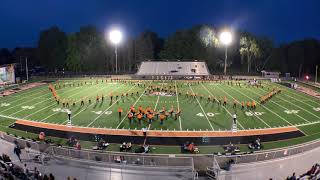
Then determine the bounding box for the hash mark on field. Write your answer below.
[37,85,99,122]
[233,87,293,126]
[116,82,150,129]
[201,84,245,129]
[258,87,319,120]
[9,87,79,117]
[189,84,214,130]
[281,93,320,119]
[253,88,311,123]
[269,82,320,106]
[86,84,132,127]
[1,89,48,104]
[0,88,55,114]
[218,85,271,128]
[43,84,112,122]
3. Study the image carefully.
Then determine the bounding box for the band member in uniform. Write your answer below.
[118,107,123,119]
[137,113,143,124]
[223,96,227,106]
[159,114,165,125]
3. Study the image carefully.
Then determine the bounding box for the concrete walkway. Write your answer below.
[0,139,193,180]
[220,144,320,180]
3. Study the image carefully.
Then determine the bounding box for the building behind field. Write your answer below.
[261,70,281,78]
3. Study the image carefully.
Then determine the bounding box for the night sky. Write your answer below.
[1,0,319,48]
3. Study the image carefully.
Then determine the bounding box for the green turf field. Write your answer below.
[0,79,319,132]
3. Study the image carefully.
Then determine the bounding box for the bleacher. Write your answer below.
[136,61,210,76]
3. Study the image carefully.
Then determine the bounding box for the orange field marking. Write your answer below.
[15,119,299,137]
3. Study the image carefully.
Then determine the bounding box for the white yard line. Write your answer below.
[10,85,82,117]
[153,81,164,111]
[1,88,48,104]
[0,88,54,113]
[1,83,46,98]
[270,82,320,106]
[189,84,214,130]
[175,81,182,130]
[284,92,320,109]
[86,85,135,127]
[258,88,320,120]
[45,83,121,123]
[296,120,320,127]
[30,84,103,121]
[216,85,271,128]
[250,87,310,123]
[201,83,245,130]
[230,86,293,126]
[116,82,150,129]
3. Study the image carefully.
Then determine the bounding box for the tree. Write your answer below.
[239,36,261,73]
[65,33,82,72]
[135,30,163,61]
[37,26,67,71]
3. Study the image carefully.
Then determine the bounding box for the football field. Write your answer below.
[0,79,320,132]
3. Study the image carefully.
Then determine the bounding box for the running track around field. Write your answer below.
[15,119,299,137]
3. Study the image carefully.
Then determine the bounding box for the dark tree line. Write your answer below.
[0,24,319,77]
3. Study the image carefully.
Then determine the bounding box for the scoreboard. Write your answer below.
[0,64,15,84]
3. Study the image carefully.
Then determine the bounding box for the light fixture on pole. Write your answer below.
[109,29,122,74]
[219,31,232,75]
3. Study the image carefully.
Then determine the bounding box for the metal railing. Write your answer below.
[2,132,320,172]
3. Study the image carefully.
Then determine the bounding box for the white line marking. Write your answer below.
[253,89,310,123]
[270,82,320,106]
[175,81,182,130]
[116,82,150,129]
[189,84,214,130]
[0,89,55,113]
[153,81,164,111]
[36,84,104,121]
[201,83,245,130]
[217,84,271,128]
[258,87,320,120]
[71,84,127,126]
[230,86,293,126]
[7,87,78,116]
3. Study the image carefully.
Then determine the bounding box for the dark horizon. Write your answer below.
[1,0,320,49]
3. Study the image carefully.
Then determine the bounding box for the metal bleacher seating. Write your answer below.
[136,61,210,76]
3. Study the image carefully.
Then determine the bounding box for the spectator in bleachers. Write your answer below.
[13,145,22,162]
[299,163,320,179]
[248,138,262,150]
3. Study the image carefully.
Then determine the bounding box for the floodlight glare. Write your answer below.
[219,30,232,75]
[109,30,122,44]
[219,31,232,45]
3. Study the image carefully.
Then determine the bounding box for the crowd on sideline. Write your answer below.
[0,153,55,180]
[286,163,320,180]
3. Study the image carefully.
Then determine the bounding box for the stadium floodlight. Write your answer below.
[109,29,122,74]
[219,30,232,75]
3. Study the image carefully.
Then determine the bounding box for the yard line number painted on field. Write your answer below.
[196,112,220,117]
[91,110,112,115]
[1,103,10,107]
[22,106,35,109]
[284,110,299,114]
[313,107,320,112]
[245,112,265,116]
[52,108,69,113]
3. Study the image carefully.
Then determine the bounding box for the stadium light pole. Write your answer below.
[25,57,29,82]
[109,29,122,74]
[219,31,232,75]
